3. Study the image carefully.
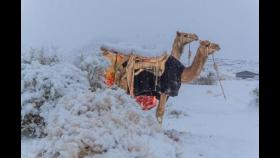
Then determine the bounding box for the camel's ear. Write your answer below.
[176,31,181,36]
[205,40,211,46]
[200,40,210,46]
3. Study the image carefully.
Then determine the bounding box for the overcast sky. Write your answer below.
[21,0,258,61]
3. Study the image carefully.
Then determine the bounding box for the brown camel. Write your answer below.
[171,31,198,60]
[155,40,221,124]
[100,33,220,125]
[101,31,198,90]
[101,31,199,70]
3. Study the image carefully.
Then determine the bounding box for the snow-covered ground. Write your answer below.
[21,0,258,157]
[21,44,258,158]
[164,80,259,158]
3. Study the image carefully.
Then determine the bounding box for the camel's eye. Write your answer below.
[184,34,188,37]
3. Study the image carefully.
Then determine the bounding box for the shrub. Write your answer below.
[252,88,259,106]
[78,53,109,91]
[21,47,59,65]
[22,48,181,158]
[21,48,89,137]
[191,72,217,85]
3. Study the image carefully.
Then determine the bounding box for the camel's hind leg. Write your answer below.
[156,93,168,125]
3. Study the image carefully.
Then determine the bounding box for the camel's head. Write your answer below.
[176,31,199,45]
[199,40,220,55]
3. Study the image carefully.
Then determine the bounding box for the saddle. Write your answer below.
[101,47,170,96]
[101,46,168,70]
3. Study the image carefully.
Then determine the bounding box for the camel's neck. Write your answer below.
[171,38,185,60]
[181,47,209,83]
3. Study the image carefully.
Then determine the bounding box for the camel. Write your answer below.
[101,31,199,89]
[100,32,220,124]
[155,40,221,124]
[101,31,198,70]
[171,31,198,60]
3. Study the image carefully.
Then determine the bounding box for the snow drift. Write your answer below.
[21,48,182,158]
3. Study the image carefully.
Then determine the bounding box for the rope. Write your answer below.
[129,54,135,97]
[155,56,159,91]
[188,44,192,66]
[211,54,227,100]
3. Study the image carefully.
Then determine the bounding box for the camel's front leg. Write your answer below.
[156,93,168,125]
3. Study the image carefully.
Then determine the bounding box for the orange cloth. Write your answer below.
[104,68,115,87]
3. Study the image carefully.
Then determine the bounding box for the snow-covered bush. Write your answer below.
[21,49,90,137]
[22,48,182,158]
[168,109,187,119]
[252,88,259,106]
[77,53,109,92]
[34,88,179,158]
[191,72,217,85]
[21,47,59,65]
[28,87,181,158]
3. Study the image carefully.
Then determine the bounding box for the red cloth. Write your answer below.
[135,96,158,110]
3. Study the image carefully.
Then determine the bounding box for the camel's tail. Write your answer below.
[100,46,120,55]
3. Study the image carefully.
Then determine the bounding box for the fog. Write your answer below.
[21,0,258,61]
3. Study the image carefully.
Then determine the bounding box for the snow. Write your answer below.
[21,0,258,156]
[164,80,259,158]
[21,45,258,158]
[21,49,181,158]
[21,0,259,61]
[101,42,165,57]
